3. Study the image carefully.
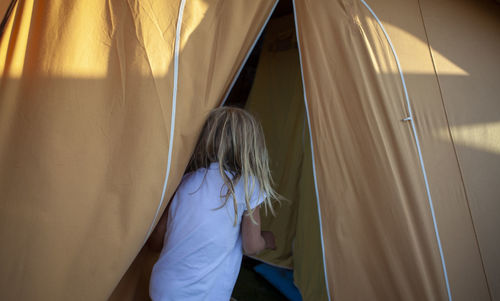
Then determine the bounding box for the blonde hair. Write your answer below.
[189,107,278,224]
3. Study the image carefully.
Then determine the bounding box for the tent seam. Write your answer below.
[415,1,493,299]
[0,0,17,39]
[144,0,186,243]
[292,1,332,300]
[359,1,452,300]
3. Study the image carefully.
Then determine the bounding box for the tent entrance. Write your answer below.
[224,2,328,300]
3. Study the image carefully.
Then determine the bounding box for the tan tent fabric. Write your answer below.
[111,1,279,299]
[366,0,498,299]
[364,1,489,298]
[1,1,177,300]
[0,0,276,300]
[2,0,500,300]
[417,0,500,298]
[294,0,452,299]
[244,14,328,300]
[293,0,498,299]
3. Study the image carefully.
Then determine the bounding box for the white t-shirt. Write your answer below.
[150,163,265,301]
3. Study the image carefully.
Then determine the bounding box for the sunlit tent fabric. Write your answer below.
[1,0,499,300]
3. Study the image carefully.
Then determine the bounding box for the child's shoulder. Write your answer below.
[178,164,214,187]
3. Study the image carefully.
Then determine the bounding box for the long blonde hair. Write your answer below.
[189,107,278,224]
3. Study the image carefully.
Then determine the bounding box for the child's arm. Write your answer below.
[146,202,170,252]
[241,206,276,255]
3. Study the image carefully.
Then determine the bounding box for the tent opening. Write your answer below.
[223,1,328,300]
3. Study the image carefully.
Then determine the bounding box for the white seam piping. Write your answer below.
[220,0,280,106]
[359,1,452,300]
[144,0,187,243]
[292,1,332,300]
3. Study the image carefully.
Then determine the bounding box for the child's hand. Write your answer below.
[261,231,276,250]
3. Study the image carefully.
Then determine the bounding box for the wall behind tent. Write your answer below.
[0,0,277,300]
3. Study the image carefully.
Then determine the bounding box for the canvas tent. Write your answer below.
[1,0,499,300]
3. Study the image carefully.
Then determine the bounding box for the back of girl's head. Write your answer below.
[189,107,278,221]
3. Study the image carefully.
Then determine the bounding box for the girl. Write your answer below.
[148,107,278,301]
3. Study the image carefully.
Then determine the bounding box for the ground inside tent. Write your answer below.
[232,257,289,301]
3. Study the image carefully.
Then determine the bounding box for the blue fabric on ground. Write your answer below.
[253,263,302,301]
